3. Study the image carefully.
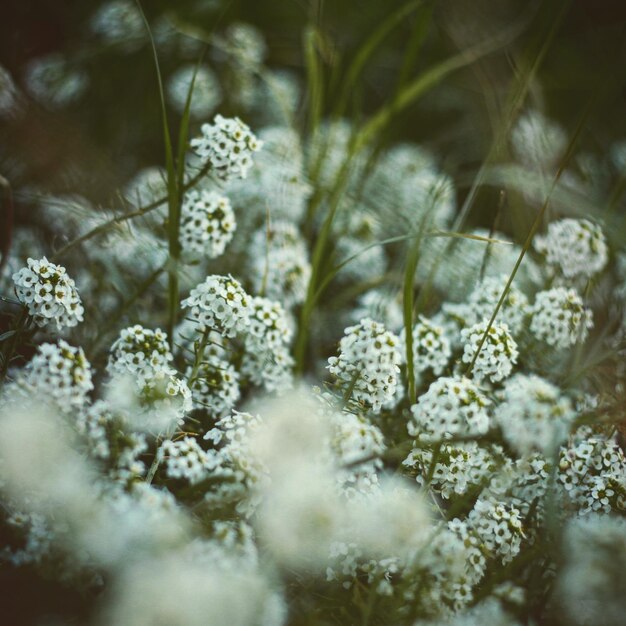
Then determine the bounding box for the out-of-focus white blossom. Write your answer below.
[167,64,222,119]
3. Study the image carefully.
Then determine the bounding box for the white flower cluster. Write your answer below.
[157,437,213,485]
[249,221,311,309]
[402,315,451,381]
[530,287,593,348]
[188,358,240,417]
[1,510,53,567]
[107,325,173,384]
[182,275,251,337]
[404,442,498,499]
[495,374,576,456]
[17,340,93,410]
[13,257,84,330]
[408,376,491,442]
[166,64,222,119]
[558,436,626,514]
[24,54,88,108]
[179,189,236,259]
[558,515,626,626]
[511,110,566,171]
[467,497,524,564]
[448,275,529,336]
[89,0,144,45]
[75,400,113,460]
[134,373,193,434]
[461,320,518,383]
[190,114,262,182]
[240,297,294,394]
[327,318,401,414]
[535,218,608,280]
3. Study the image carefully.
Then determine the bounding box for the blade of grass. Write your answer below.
[465,99,594,377]
[135,0,180,346]
[334,0,422,117]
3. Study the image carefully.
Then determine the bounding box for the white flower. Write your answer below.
[188,356,240,416]
[179,189,236,260]
[14,340,93,410]
[461,320,518,383]
[409,376,491,442]
[495,374,575,456]
[166,64,222,119]
[534,218,608,281]
[13,257,84,330]
[157,437,213,485]
[107,325,174,384]
[190,114,262,182]
[327,318,402,414]
[23,54,88,108]
[401,315,451,381]
[181,275,251,338]
[530,287,593,348]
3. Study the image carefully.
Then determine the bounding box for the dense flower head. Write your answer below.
[401,315,451,380]
[181,274,251,338]
[246,297,292,350]
[190,114,262,182]
[353,289,403,333]
[534,218,608,281]
[327,318,402,414]
[13,257,84,330]
[461,320,519,383]
[558,435,626,514]
[166,64,222,119]
[241,344,294,395]
[107,325,174,384]
[188,357,240,416]
[249,221,311,309]
[530,287,593,348]
[409,376,491,442]
[179,189,236,259]
[457,275,530,335]
[404,442,499,499]
[511,109,566,170]
[467,497,525,564]
[17,340,93,410]
[89,0,144,45]
[222,22,268,69]
[157,437,213,485]
[23,54,88,108]
[495,374,576,456]
[557,515,626,626]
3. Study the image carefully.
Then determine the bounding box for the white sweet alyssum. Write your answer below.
[409,376,491,442]
[402,315,451,381]
[107,325,174,384]
[181,275,251,338]
[327,318,401,414]
[530,287,593,348]
[249,221,311,309]
[495,374,576,456]
[190,114,262,182]
[534,218,608,280]
[179,189,236,260]
[157,437,213,485]
[17,340,93,410]
[188,356,240,416]
[13,257,84,330]
[461,320,518,383]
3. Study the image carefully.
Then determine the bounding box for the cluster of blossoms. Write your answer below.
[107,325,173,383]
[402,315,451,382]
[188,357,241,417]
[240,297,294,394]
[182,275,251,337]
[328,318,401,413]
[249,221,311,309]
[13,257,84,330]
[14,340,93,410]
[404,442,499,499]
[179,190,236,259]
[534,218,608,280]
[530,287,593,348]
[461,320,519,383]
[157,437,213,485]
[409,376,491,442]
[494,374,576,456]
[166,64,222,119]
[190,114,262,182]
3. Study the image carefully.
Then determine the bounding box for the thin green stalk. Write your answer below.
[465,101,593,377]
